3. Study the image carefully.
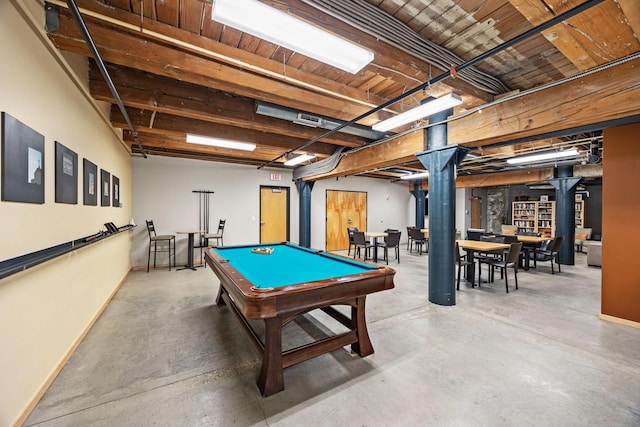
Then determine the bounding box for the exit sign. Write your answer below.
[270,173,282,181]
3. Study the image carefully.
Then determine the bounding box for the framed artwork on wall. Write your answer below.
[112,175,120,207]
[1,112,45,204]
[55,141,78,204]
[101,169,110,206]
[83,158,97,206]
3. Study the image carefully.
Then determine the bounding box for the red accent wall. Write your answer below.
[602,124,640,323]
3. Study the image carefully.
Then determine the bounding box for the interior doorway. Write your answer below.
[326,190,367,251]
[260,186,289,243]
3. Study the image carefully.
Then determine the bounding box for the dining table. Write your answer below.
[364,231,388,263]
[457,239,510,287]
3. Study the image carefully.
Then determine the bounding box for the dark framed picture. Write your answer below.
[1,112,45,204]
[112,175,120,207]
[55,141,78,204]
[101,169,110,206]
[83,158,97,206]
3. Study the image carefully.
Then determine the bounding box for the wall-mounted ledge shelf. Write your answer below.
[0,224,135,280]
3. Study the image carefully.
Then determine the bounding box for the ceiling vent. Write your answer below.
[293,113,324,128]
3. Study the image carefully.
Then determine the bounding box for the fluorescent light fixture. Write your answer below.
[186,134,256,151]
[507,149,579,165]
[372,93,463,132]
[400,172,429,180]
[284,153,315,166]
[212,0,373,74]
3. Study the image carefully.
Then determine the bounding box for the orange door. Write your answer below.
[326,190,367,251]
[471,197,482,229]
[260,186,289,243]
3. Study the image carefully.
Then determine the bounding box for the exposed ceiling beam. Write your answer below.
[89,63,368,149]
[304,56,640,180]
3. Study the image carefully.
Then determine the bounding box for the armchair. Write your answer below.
[575,227,592,253]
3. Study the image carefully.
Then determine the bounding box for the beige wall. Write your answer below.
[0,1,132,426]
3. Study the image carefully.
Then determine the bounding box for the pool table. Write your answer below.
[204,242,395,396]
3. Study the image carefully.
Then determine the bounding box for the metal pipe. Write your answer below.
[65,0,147,158]
[258,0,605,170]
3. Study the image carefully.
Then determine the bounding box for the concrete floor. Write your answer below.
[26,249,640,426]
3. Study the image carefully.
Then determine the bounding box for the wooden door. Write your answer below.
[326,190,367,251]
[260,186,289,243]
[471,197,482,229]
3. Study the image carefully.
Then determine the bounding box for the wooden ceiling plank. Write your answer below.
[617,0,640,37]
[154,0,178,26]
[179,0,205,35]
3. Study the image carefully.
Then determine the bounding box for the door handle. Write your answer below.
[260,221,266,225]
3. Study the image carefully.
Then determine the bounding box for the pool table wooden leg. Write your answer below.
[258,316,284,397]
[350,296,374,357]
[215,283,225,306]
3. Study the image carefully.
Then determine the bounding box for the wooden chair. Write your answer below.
[408,227,427,254]
[455,241,474,290]
[146,220,175,272]
[352,231,371,260]
[346,227,358,255]
[532,236,564,274]
[479,242,523,293]
[376,231,401,264]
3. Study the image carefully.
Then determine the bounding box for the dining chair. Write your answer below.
[455,241,474,290]
[532,236,564,274]
[406,226,416,251]
[408,227,427,255]
[466,228,486,241]
[346,227,359,256]
[376,231,401,264]
[351,231,371,260]
[146,220,175,272]
[475,235,505,275]
[479,242,523,293]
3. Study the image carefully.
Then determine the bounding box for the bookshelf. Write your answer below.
[575,199,585,228]
[512,201,556,237]
[512,201,537,234]
[537,201,555,237]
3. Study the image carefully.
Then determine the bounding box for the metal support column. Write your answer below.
[548,166,581,265]
[411,184,426,229]
[415,107,469,306]
[295,180,314,248]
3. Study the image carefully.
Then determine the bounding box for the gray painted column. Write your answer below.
[548,166,581,265]
[295,179,314,248]
[411,184,426,229]
[415,106,468,306]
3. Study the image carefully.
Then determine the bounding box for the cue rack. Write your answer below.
[193,190,215,252]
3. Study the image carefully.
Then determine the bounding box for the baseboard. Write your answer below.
[599,314,640,329]
[13,270,131,427]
